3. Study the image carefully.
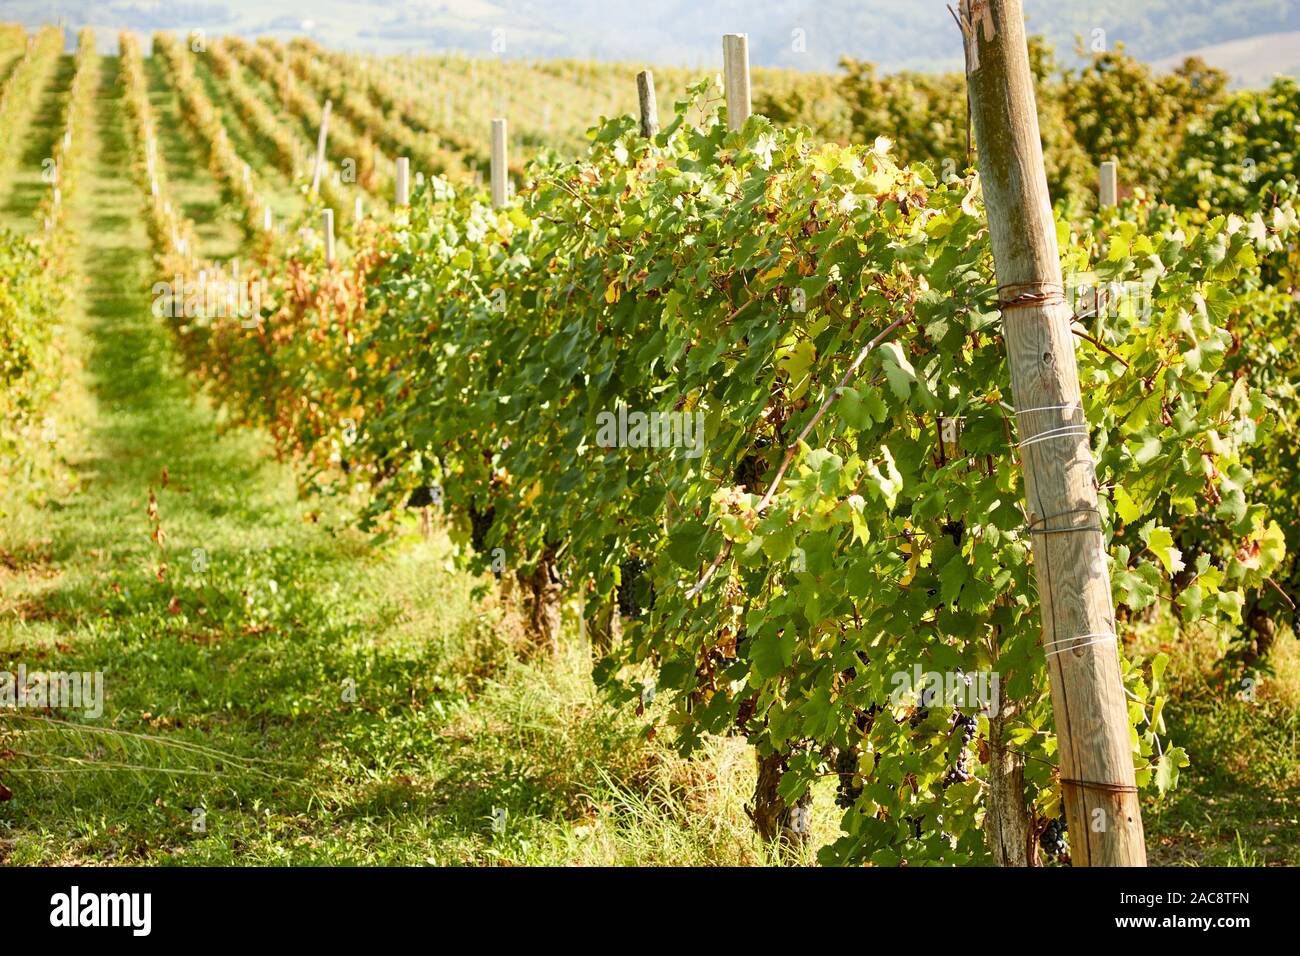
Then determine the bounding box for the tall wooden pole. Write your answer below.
[310,98,332,195]
[961,0,1146,866]
[636,69,658,139]
[722,34,750,131]
[490,117,508,208]
[1099,160,1118,208]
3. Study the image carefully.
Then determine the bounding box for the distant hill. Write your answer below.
[1151,31,1300,87]
[8,0,1300,78]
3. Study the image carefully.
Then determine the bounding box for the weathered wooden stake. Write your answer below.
[490,118,508,208]
[395,156,410,205]
[962,0,1146,866]
[322,208,335,264]
[722,34,751,131]
[310,98,332,195]
[1099,160,1118,208]
[636,70,659,139]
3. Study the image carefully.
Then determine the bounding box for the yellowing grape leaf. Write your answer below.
[1146,527,1185,575]
[1114,486,1141,525]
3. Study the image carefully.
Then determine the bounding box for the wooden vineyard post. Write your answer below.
[395,156,409,206]
[490,118,508,208]
[1100,160,1118,208]
[636,69,658,139]
[321,208,335,265]
[961,0,1146,866]
[722,29,810,853]
[722,34,751,130]
[310,98,331,195]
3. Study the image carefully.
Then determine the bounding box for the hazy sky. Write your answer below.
[4,0,1300,77]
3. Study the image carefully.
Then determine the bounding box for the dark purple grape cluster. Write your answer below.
[468,504,495,553]
[942,711,979,788]
[834,746,863,809]
[952,711,978,742]
[942,762,971,787]
[617,558,650,618]
[1039,817,1068,858]
[406,484,435,508]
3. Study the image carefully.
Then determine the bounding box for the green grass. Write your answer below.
[1137,622,1300,866]
[0,56,765,866]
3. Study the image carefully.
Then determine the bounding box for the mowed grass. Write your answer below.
[0,53,766,867]
[1138,623,1300,866]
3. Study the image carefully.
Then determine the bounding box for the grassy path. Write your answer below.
[0,55,754,866]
